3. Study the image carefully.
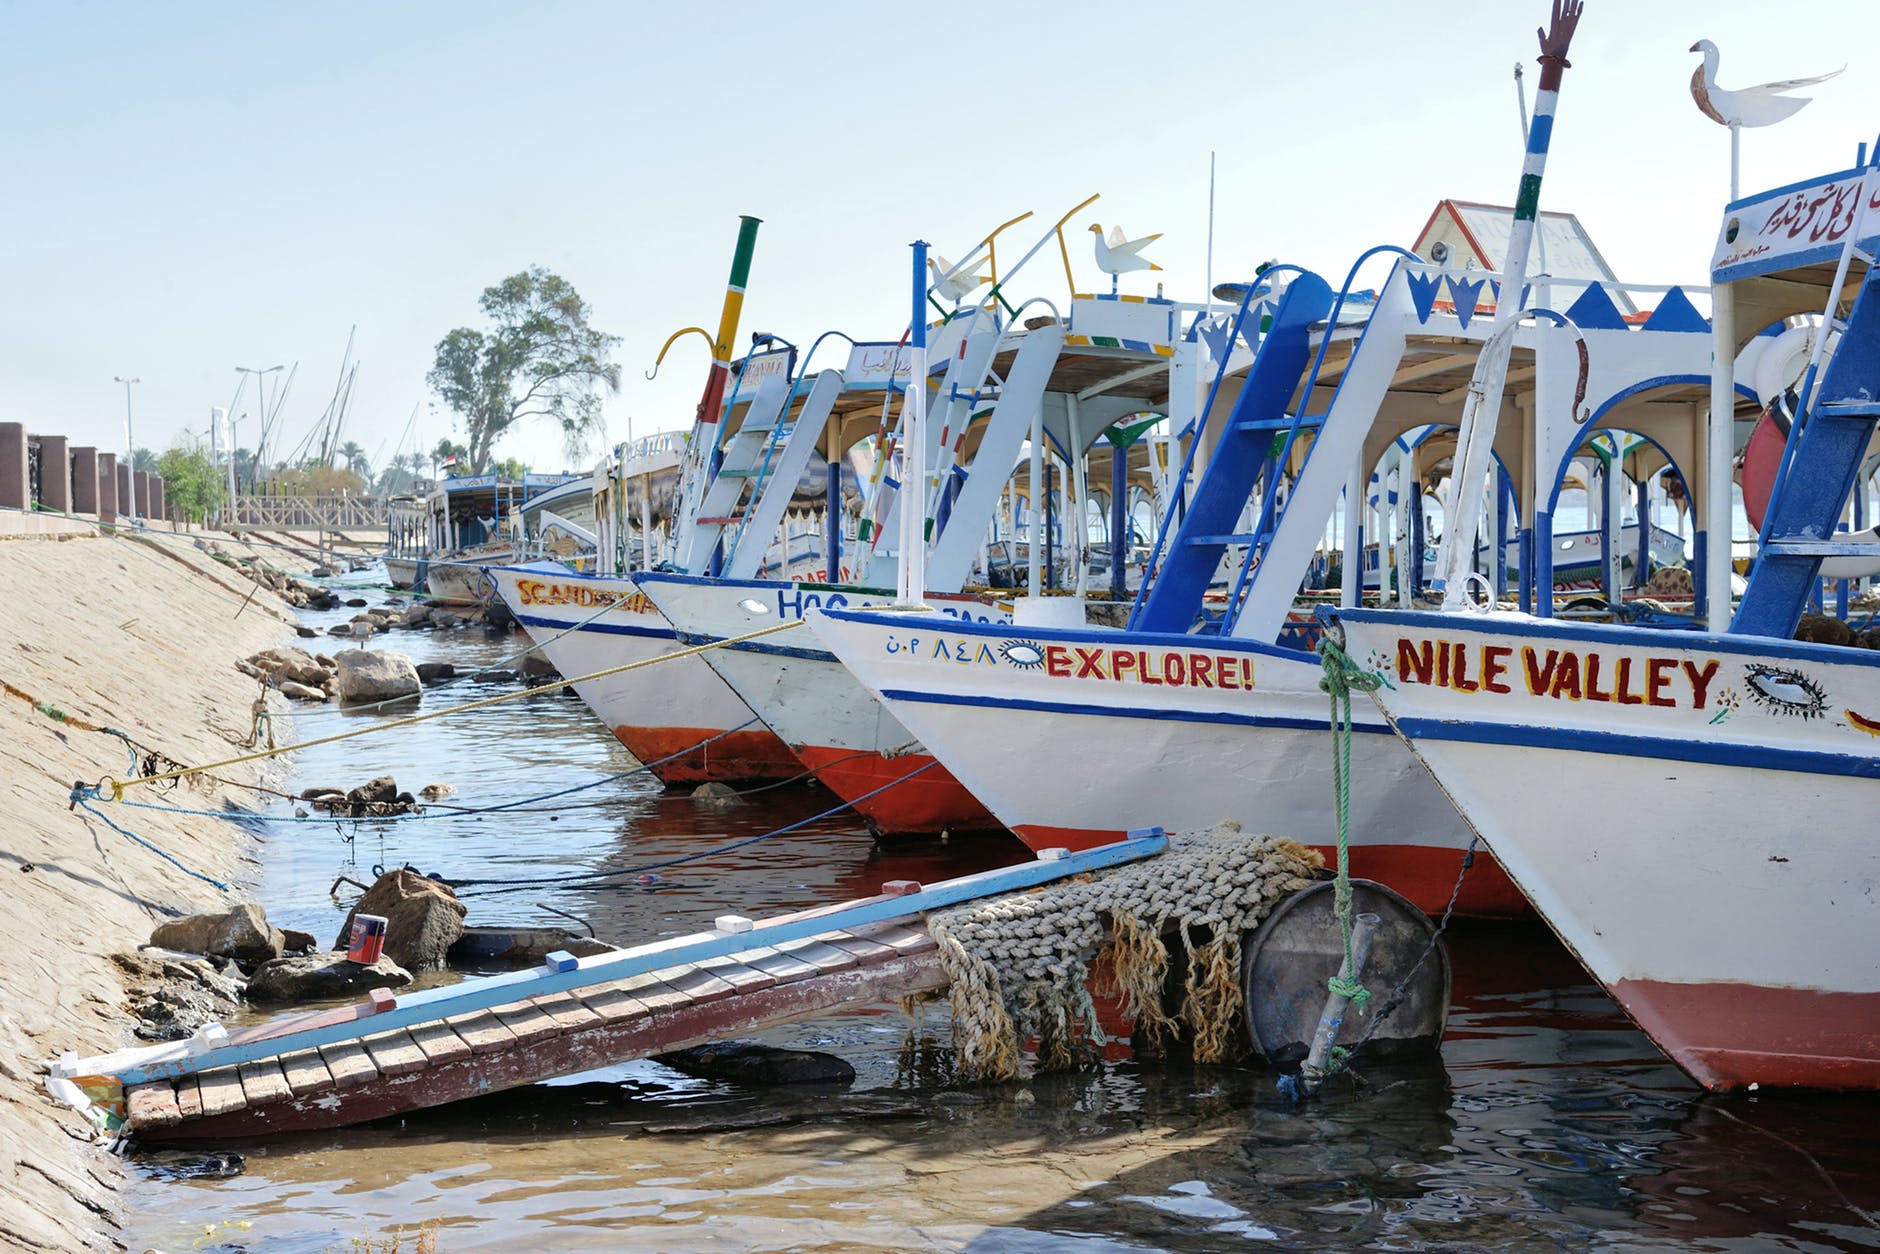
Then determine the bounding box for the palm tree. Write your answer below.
[337,441,370,479]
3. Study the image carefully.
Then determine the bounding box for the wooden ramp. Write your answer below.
[64,834,1167,1142]
[127,921,939,1141]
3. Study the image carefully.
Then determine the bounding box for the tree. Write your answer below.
[427,267,621,474]
[431,438,468,476]
[156,440,224,523]
[131,447,158,473]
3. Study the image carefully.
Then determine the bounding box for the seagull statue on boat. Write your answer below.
[1688,38,1843,196]
[1089,223,1162,293]
[927,253,990,304]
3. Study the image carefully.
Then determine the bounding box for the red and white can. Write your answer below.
[346,913,388,964]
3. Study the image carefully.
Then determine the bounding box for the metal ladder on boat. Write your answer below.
[1128,272,1334,633]
[719,370,846,580]
[1733,261,1880,638]
[673,374,792,573]
[922,323,1067,592]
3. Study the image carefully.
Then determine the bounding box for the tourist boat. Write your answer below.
[1332,156,1880,1089]
[398,472,583,606]
[383,493,424,590]
[809,147,1741,917]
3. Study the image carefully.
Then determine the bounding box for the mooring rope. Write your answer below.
[447,761,941,896]
[1316,636,1381,1010]
[93,618,811,799]
[74,719,765,826]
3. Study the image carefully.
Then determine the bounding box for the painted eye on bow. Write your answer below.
[1743,664,1827,719]
[1000,641,1046,670]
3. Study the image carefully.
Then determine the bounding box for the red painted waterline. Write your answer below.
[790,745,1002,836]
[1013,824,1528,920]
[1613,977,1880,1091]
[612,724,804,787]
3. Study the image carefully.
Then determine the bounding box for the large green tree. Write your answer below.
[427,267,621,474]
[156,440,224,523]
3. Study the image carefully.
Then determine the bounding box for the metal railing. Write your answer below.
[230,491,389,529]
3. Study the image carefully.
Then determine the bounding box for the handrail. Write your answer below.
[1124,265,1309,628]
[1221,245,1421,632]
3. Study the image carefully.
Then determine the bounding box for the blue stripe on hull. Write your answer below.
[517,613,676,642]
[1393,717,1880,780]
[878,686,1391,735]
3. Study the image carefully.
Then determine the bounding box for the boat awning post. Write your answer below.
[1705,280,1736,630]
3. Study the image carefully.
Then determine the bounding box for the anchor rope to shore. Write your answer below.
[1317,636,1381,1012]
[77,719,765,826]
[66,792,230,891]
[445,761,941,896]
[93,618,814,799]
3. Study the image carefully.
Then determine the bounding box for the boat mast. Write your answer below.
[1437,0,1583,611]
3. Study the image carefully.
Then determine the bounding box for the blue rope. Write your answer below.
[451,761,940,896]
[100,719,763,826]
[68,787,231,891]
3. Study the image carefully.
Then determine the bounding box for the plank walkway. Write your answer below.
[69,835,1167,1142]
[125,920,942,1141]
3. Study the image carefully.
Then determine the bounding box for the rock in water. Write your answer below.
[246,952,412,1003]
[149,904,285,965]
[277,680,327,702]
[415,662,455,684]
[333,868,467,971]
[331,648,421,704]
[346,775,399,805]
[691,782,741,806]
[418,782,457,800]
[657,1042,856,1086]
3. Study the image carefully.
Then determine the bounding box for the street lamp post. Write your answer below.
[113,375,141,521]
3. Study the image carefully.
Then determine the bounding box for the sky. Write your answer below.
[3,1,1876,479]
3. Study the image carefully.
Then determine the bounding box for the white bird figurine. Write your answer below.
[1689,39,1841,129]
[927,253,990,304]
[1089,223,1162,276]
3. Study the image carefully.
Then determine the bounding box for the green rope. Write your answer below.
[1317,635,1381,1008]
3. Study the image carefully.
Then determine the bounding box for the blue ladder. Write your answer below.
[1733,264,1880,639]
[1130,273,1335,633]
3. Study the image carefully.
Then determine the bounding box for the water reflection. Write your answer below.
[122,571,1880,1251]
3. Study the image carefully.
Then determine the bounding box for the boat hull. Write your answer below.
[636,574,1008,835]
[807,608,1523,918]
[384,557,418,591]
[1335,608,1880,1090]
[486,566,800,786]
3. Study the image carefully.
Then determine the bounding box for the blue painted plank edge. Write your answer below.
[106,834,1169,1085]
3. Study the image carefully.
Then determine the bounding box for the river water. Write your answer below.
[123,571,1880,1252]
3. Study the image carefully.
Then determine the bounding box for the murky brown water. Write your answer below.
[123,571,1880,1252]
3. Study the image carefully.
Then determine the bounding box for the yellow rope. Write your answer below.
[105,617,813,798]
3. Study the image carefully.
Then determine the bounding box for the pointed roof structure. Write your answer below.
[1413,199,1637,316]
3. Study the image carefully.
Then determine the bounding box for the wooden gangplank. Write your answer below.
[124,921,940,1141]
[77,835,1167,1142]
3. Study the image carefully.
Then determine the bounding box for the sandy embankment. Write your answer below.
[0,524,309,1251]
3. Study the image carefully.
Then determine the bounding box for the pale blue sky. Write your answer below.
[3,1,1875,475]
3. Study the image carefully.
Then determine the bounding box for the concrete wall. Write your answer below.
[36,436,71,512]
[71,447,99,514]
[98,453,118,521]
[0,423,25,511]
[150,476,166,521]
[115,462,132,521]
[134,472,153,522]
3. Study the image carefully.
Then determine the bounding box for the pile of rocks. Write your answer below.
[236,646,339,702]
[393,602,494,631]
[235,646,423,705]
[195,543,341,610]
[297,773,452,817]
[121,869,473,1029]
